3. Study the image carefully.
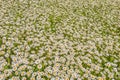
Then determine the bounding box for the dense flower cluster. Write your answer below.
[0,0,120,80]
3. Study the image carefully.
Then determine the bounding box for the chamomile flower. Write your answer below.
[30,77,36,80]
[22,77,27,80]
[36,75,42,80]
[98,77,104,80]
[26,71,32,77]
[37,64,42,69]
[21,71,26,76]
[0,51,5,56]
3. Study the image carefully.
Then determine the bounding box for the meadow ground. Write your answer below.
[0,0,120,80]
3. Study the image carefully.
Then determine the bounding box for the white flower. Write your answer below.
[32,72,37,77]
[36,75,42,80]
[35,59,41,64]
[26,70,32,77]
[21,71,26,76]
[51,77,55,80]
[30,77,36,80]
[1,45,6,49]
[37,64,42,69]
[22,77,27,80]
[0,51,5,56]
